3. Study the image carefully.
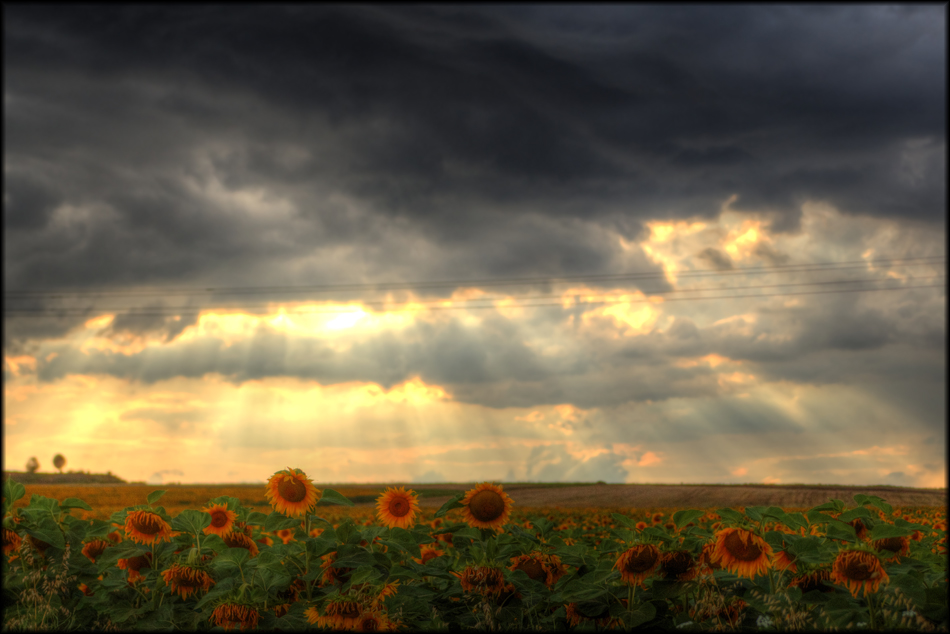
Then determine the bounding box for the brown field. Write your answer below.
[8,481,945,520]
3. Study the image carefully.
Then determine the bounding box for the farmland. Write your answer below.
[2,474,947,631]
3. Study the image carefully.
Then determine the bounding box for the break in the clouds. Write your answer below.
[3,6,946,487]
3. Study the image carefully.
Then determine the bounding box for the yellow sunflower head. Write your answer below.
[460,482,513,531]
[376,486,421,530]
[125,510,173,545]
[265,467,321,517]
[203,503,238,536]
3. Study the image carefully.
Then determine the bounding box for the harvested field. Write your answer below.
[405,482,947,509]
[8,481,945,518]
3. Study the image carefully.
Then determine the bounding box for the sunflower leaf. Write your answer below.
[319,488,354,507]
[672,509,704,529]
[434,492,466,518]
[868,523,915,540]
[264,512,301,533]
[60,497,93,511]
[171,509,211,534]
[146,490,167,506]
[2,478,26,515]
[24,524,66,550]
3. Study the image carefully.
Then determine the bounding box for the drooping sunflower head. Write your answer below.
[125,510,173,545]
[203,503,238,536]
[265,467,321,517]
[117,552,153,583]
[210,602,260,631]
[81,538,111,563]
[414,543,444,565]
[613,544,661,586]
[452,565,508,596]
[831,549,889,597]
[222,531,260,558]
[460,482,513,531]
[872,536,910,561]
[658,549,699,582]
[4,529,22,558]
[712,527,773,579]
[161,563,215,600]
[376,486,421,530]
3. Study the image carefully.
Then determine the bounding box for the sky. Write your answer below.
[3,5,946,487]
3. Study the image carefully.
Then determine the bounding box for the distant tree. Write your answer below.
[26,457,39,474]
[53,454,66,474]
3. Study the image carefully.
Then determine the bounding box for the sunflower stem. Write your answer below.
[867,591,878,630]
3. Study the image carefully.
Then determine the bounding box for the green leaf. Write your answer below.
[434,492,466,518]
[58,497,93,511]
[2,478,26,515]
[24,525,66,550]
[672,509,704,529]
[628,601,657,628]
[171,509,211,534]
[611,513,637,529]
[264,511,302,533]
[836,507,873,523]
[715,508,745,523]
[146,490,167,506]
[215,547,250,568]
[319,488,354,506]
[245,511,269,526]
[868,522,914,540]
[824,521,857,542]
[853,494,893,516]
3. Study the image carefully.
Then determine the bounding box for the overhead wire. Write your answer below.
[2,273,945,316]
[3,255,945,299]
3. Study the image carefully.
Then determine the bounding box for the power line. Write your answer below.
[3,255,944,299]
[3,274,945,315]
[4,281,944,318]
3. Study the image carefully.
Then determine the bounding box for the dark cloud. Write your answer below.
[4,5,944,301]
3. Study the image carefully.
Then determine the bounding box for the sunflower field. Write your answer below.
[2,469,947,631]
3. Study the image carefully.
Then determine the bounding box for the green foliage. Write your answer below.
[2,488,946,631]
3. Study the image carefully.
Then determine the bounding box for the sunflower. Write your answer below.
[698,543,723,574]
[124,510,173,545]
[651,512,664,525]
[831,549,889,597]
[203,503,238,536]
[452,565,508,597]
[788,569,835,594]
[658,550,700,582]
[414,543,444,565]
[711,527,772,578]
[78,583,94,597]
[161,563,215,600]
[354,611,394,632]
[771,549,798,573]
[613,544,660,587]
[320,552,352,586]
[265,467,321,517]
[848,518,869,541]
[635,521,648,530]
[221,530,259,557]
[117,552,153,583]
[872,536,910,561]
[276,528,295,545]
[460,483,513,531]
[376,486,421,530]
[510,552,568,588]
[210,602,260,631]
[325,598,364,630]
[3,529,22,558]
[81,538,111,563]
